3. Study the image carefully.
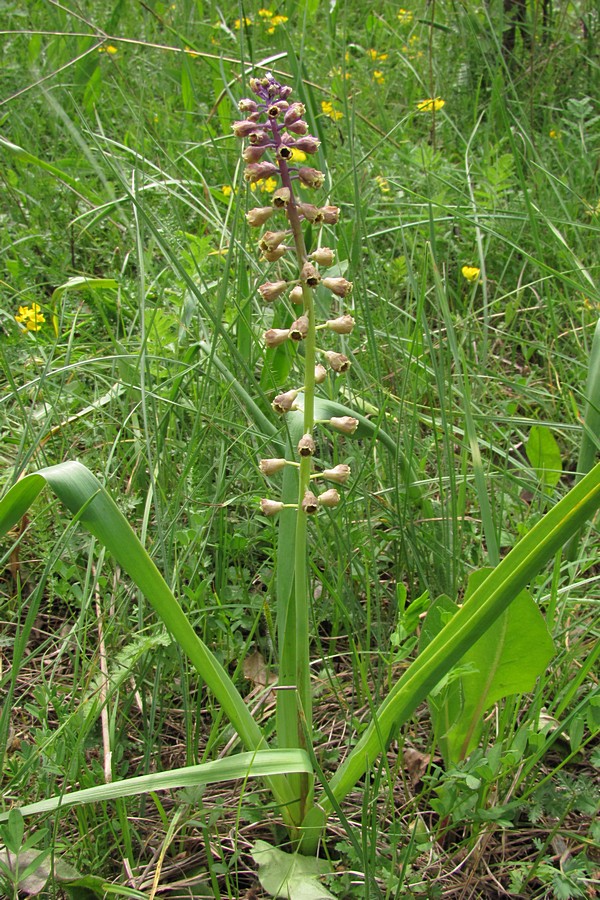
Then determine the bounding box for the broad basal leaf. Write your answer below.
[251,841,335,900]
[421,568,555,765]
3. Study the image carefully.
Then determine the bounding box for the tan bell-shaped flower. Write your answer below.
[326,314,355,334]
[258,281,288,302]
[289,315,309,341]
[314,364,327,384]
[297,433,316,456]
[289,285,304,305]
[300,262,321,287]
[310,247,335,267]
[272,389,299,414]
[321,464,351,484]
[263,328,290,348]
[259,458,287,475]
[301,490,319,514]
[318,489,341,508]
[324,351,351,373]
[247,206,275,227]
[329,416,359,435]
[260,498,285,516]
[322,277,353,298]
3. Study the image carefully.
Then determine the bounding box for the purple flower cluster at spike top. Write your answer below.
[232,72,358,516]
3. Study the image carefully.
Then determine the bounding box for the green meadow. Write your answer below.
[1,1,599,897]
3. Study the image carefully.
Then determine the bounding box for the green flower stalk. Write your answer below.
[233,71,354,826]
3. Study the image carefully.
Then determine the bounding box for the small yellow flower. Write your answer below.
[250,177,278,194]
[184,47,200,58]
[417,97,445,112]
[98,44,118,54]
[266,14,288,33]
[461,265,480,283]
[234,17,252,29]
[328,66,351,80]
[375,175,390,192]
[367,49,378,60]
[549,128,562,139]
[15,302,46,332]
[321,100,343,121]
[258,8,273,16]
[289,148,307,163]
[373,70,385,85]
[398,8,413,23]
[222,185,233,197]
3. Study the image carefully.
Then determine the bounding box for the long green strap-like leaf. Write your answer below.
[0,464,299,818]
[0,751,311,821]
[315,461,600,817]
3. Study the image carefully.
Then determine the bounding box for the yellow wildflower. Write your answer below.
[417,97,445,112]
[329,66,351,80]
[321,100,343,121]
[222,185,233,197]
[184,47,200,57]
[289,148,307,163]
[398,8,413,23]
[367,49,388,61]
[461,265,480,283]
[98,44,118,54]
[234,17,252,29]
[15,303,46,332]
[250,177,277,194]
[549,129,562,139]
[375,175,390,193]
[258,8,273,16]
[267,14,288,32]
[373,70,385,85]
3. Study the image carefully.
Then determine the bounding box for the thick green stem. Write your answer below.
[273,148,316,822]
